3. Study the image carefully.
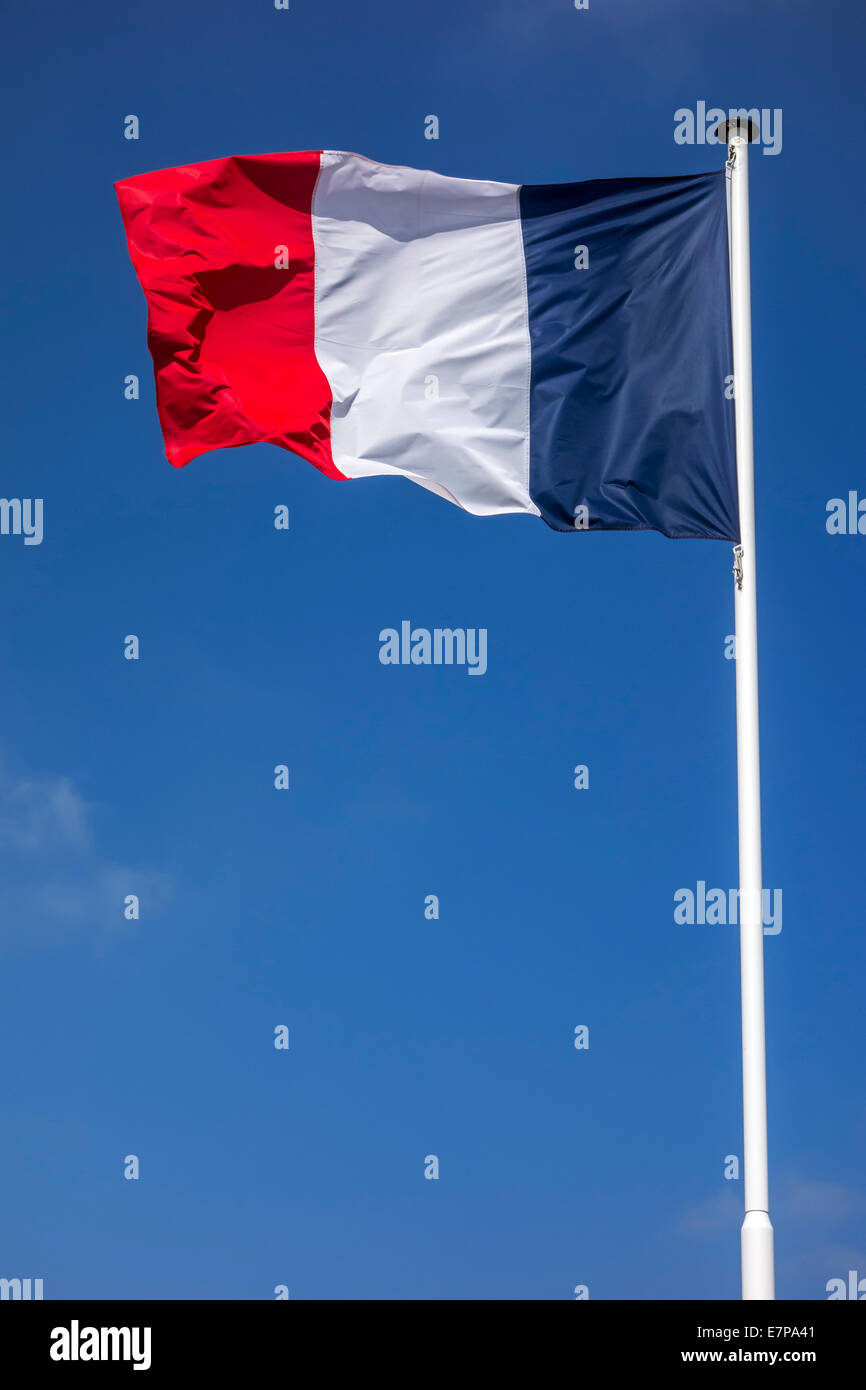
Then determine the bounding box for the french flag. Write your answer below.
[116,150,737,540]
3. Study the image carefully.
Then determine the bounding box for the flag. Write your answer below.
[116,150,737,539]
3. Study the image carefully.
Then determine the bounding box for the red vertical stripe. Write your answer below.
[116,151,342,477]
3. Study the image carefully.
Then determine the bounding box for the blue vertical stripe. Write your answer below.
[519,171,738,539]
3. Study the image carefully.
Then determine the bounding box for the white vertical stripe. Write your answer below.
[312,151,537,517]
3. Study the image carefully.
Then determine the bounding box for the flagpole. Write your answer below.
[717,115,775,1300]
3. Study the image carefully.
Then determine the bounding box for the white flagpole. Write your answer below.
[717,115,775,1300]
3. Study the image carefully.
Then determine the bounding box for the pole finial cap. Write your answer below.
[713,116,760,144]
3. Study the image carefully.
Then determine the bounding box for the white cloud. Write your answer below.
[0,768,91,854]
[679,1187,741,1235]
[0,760,171,947]
[782,1175,866,1225]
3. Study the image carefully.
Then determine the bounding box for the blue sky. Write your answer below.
[1,0,864,1299]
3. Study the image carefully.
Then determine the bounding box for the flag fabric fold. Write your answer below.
[116,150,738,540]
